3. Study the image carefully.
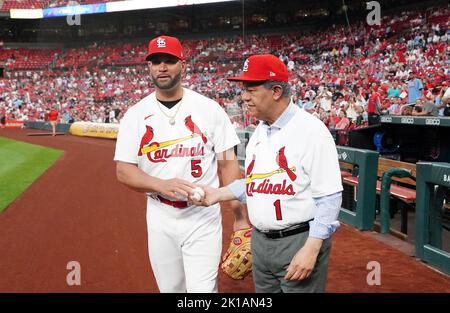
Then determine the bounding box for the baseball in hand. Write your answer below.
[191,187,205,202]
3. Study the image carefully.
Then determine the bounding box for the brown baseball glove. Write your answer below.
[220,227,253,280]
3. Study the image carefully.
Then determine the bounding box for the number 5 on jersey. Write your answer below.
[191,159,203,178]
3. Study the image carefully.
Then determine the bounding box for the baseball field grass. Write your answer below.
[0,136,63,213]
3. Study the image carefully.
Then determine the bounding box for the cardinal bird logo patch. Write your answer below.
[246,154,256,176]
[138,125,154,156]
[184,115,208,144]
[276,147,297,181]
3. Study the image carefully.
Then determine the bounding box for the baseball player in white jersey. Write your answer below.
[191,54,343,293]
[114,35,249,293]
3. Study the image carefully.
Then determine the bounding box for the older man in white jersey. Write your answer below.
[191,54,343,293]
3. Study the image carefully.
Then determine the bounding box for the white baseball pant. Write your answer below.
[146,202,222,293]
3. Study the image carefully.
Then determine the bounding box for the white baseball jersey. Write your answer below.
[245,107,343,231]
[114,88,240,292]
[114,87,240,205]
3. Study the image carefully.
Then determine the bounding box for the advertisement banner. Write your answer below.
[5,120,25,129]
[43,3,106,18]
[107,0,234,13]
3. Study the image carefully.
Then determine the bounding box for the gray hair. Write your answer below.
[262,81,291,98]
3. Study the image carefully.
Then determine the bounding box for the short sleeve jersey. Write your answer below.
[114,88,240,196]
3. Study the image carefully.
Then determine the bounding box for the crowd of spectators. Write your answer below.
[0,5,449,134]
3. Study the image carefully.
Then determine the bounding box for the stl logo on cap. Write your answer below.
[227,54,289,83]
[243,59,249,72]
[156,37,166,48]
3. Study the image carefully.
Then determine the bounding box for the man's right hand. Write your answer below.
[188,185,238,207]
[155,178,197,200]
[188,185,222,206]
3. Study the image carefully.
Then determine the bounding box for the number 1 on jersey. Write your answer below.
[274,199,282,220]
[191,159,203,178]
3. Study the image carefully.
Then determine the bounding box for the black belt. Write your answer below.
[256,220,312,239]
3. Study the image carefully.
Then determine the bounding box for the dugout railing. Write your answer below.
[415,162,450,275]
[337,146,379,230]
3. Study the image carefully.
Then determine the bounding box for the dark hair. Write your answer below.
[262,81,291,97]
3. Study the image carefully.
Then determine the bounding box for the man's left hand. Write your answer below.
[284,237,323,281]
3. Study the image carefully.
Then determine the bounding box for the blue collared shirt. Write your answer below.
[228,102,342,239]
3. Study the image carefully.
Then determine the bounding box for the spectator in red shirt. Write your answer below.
[367,86,382,125]
[48,106,60,136]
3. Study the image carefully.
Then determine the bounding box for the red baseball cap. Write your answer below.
[228,54,288,82]
[145,35,184,61]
